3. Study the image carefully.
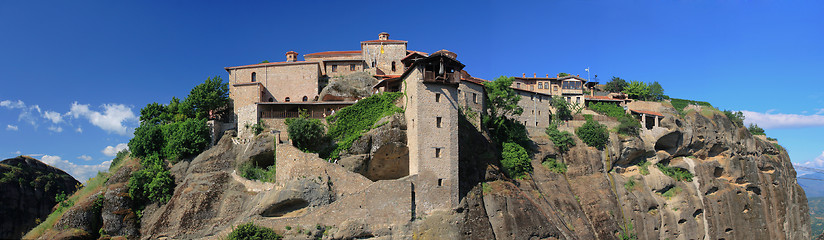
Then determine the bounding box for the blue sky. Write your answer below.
[1,1,823,181]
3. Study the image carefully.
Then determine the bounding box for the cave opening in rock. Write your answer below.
[260,199,310,217]
[655,131,683,155]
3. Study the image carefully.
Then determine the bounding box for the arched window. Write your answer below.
[268,97,273,102]
[302,96,308,102]
[391,61,396,72]
[285,97,290,102]
[251,72,257,82]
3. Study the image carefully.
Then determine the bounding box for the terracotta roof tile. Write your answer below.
[361,40,407,43]
[225,61,318,70]
[630,109,664,117]
[304,50,361,56]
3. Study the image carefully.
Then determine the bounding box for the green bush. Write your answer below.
[637,160,651,175]
[575,119,609,149]
[550,96,573,121]
[604,77,628,93]
[622,81,650,100]
[541,157,567,174]
[588,102,640,136]
[238,161,276,183]
[723,110,745,127]
[183,76,230,119]
[670,98,712,114]
[545,124,575,153]
[226,222,282,240]
[161,118,210,163]
[286,117,326,152]
[129,124,164,159]
[656,163,693,182]
[748,123,766,136]
[128,155,175,206]
[501,142,532,179]
[624,179,636,191]
[326,92,403,160]
[488,117,531,151]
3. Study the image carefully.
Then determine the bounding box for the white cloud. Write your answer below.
[817,108,824,115]
[48,126,63,133]
[0,100,25,109]
[741,110,824,129]
[76,127,83,133]
[798,151,824,170]
[40,155,111,182]
[102,143,129,157]
[68,102,137,135]
[43,111,63,124]
[6,125,18,131]
[77,155,93,161]
[13,151,21,155]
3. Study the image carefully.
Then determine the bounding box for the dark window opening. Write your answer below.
[538,83,543,89]
[435,93,441,102]
[251,72,257,82]
[302,96,308,102]
[436,117,442,128]
[472,93,477,103]
[285,97,291,102]
[371,60,376,67]
[516,83,521,88]
[438,178,443,186]
[268,97,273,102]
[391,61,396,72]
[536,122,539,126]
[332,65,337,72]
[435,148,441,158]
[350,64,356,71]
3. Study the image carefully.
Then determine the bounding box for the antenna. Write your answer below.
[585,67,590,81]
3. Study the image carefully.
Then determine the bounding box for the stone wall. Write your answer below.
[361,42,407,75]
[229,62,321,103]
[458,81,485,129]
[510,89,552,130]
[323,61,366,77]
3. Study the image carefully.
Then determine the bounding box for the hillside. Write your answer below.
[27,100,809,240]
[0,156,79,239]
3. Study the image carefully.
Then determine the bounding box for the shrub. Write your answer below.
[326,92,403,160]
[109,150,130,171]
[604,77,628,93]
[550,96,573,121]
[161,118,210,163]
[588,102,640,136]
[656,163,693,182]
[624,179,636,191]
[748,123,766,136]
[238,161,276,183]
[637,160,651,175]
[622,81,650,100]
[766,137,777,141]
[619,221,637,240]
[286,117,326,152]
[501,142,532,179]
[542,157,567,174]
[128,155,175,206]
[488,117,531,151]
[723,110,745,127]
[546,124,575,153]
[575,119,609,149]
[129,124,164,159]
[226,222,282,240]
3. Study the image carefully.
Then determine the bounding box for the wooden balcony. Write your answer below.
[423,71,459,84]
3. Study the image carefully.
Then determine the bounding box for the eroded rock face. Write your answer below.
[343,113,409,181]
[0,156,79,239]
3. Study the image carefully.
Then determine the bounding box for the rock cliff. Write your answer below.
[0,156,79,239]
[30,102,809,239]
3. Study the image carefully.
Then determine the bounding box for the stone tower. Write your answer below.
[401,50,464,215]
[361,32,407,76]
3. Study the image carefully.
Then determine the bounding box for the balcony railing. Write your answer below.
[561,88,583,94]
[423,71,459,84]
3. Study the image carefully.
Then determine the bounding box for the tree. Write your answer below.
[723,110,745,127]
[485,76,523,119]
[558,73,570,77]
[286,117,327,152]
[546,124,576,153]
[501,142,532,179]
[576,119,609,149]
[139,103,166,125]
[550,96,573,121]
[184,76,230,119]
[648,81,665,101]
[748,123,766,135]
[604,77,628,93]
[129,124,164,159]
[622,81,650,100]
[161,118,210,162]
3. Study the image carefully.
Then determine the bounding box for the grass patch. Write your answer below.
[238,161,276,183]
[325,92,404,160]
[670,98,712,114]
[637,160,651,175]
[624,179,637,192]
[542,157,567,174]
[482,182,491,194]
[656,163,693,182]
[661,186,682,199]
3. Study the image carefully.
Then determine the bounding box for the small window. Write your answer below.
[532,110,534,114]
[332,65,337,72]
[435,93,441,102]
[436,117,442,128]
[516,83,521,88]
[391,61,396,72]
[435,148,441,158]
[438,178,444,186]
[371,60,376,67]
[268,97,273,102]
[303,96,308,102]
[285,97,291,102]
[350,64,356,71]
[554,86,558,91]
[538,83,543,89]
[472,93,477,103]
[531,95,534,101]
[536,122,539,126]
[251,72,257,82]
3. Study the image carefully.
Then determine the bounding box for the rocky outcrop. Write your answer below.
[341,113,409,181]
[0,156,79,239]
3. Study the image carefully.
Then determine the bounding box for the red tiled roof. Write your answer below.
[304,50,361,56]
[461,77,487,85]
[225,61,318,70]
[585,95,623,101]
[374,74,401,78]
[630,109,664,117]
[514,77,557,80]
[407,50,429,56]
[361,40,407,43]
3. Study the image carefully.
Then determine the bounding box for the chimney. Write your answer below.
[378,32,390,40]
[533,73,537,78]
[546,74,549,78]
[523,73,526,77]
[285,51,298,62]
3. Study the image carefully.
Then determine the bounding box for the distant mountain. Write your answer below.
[0,156,79,239]
[799,172,824,198]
